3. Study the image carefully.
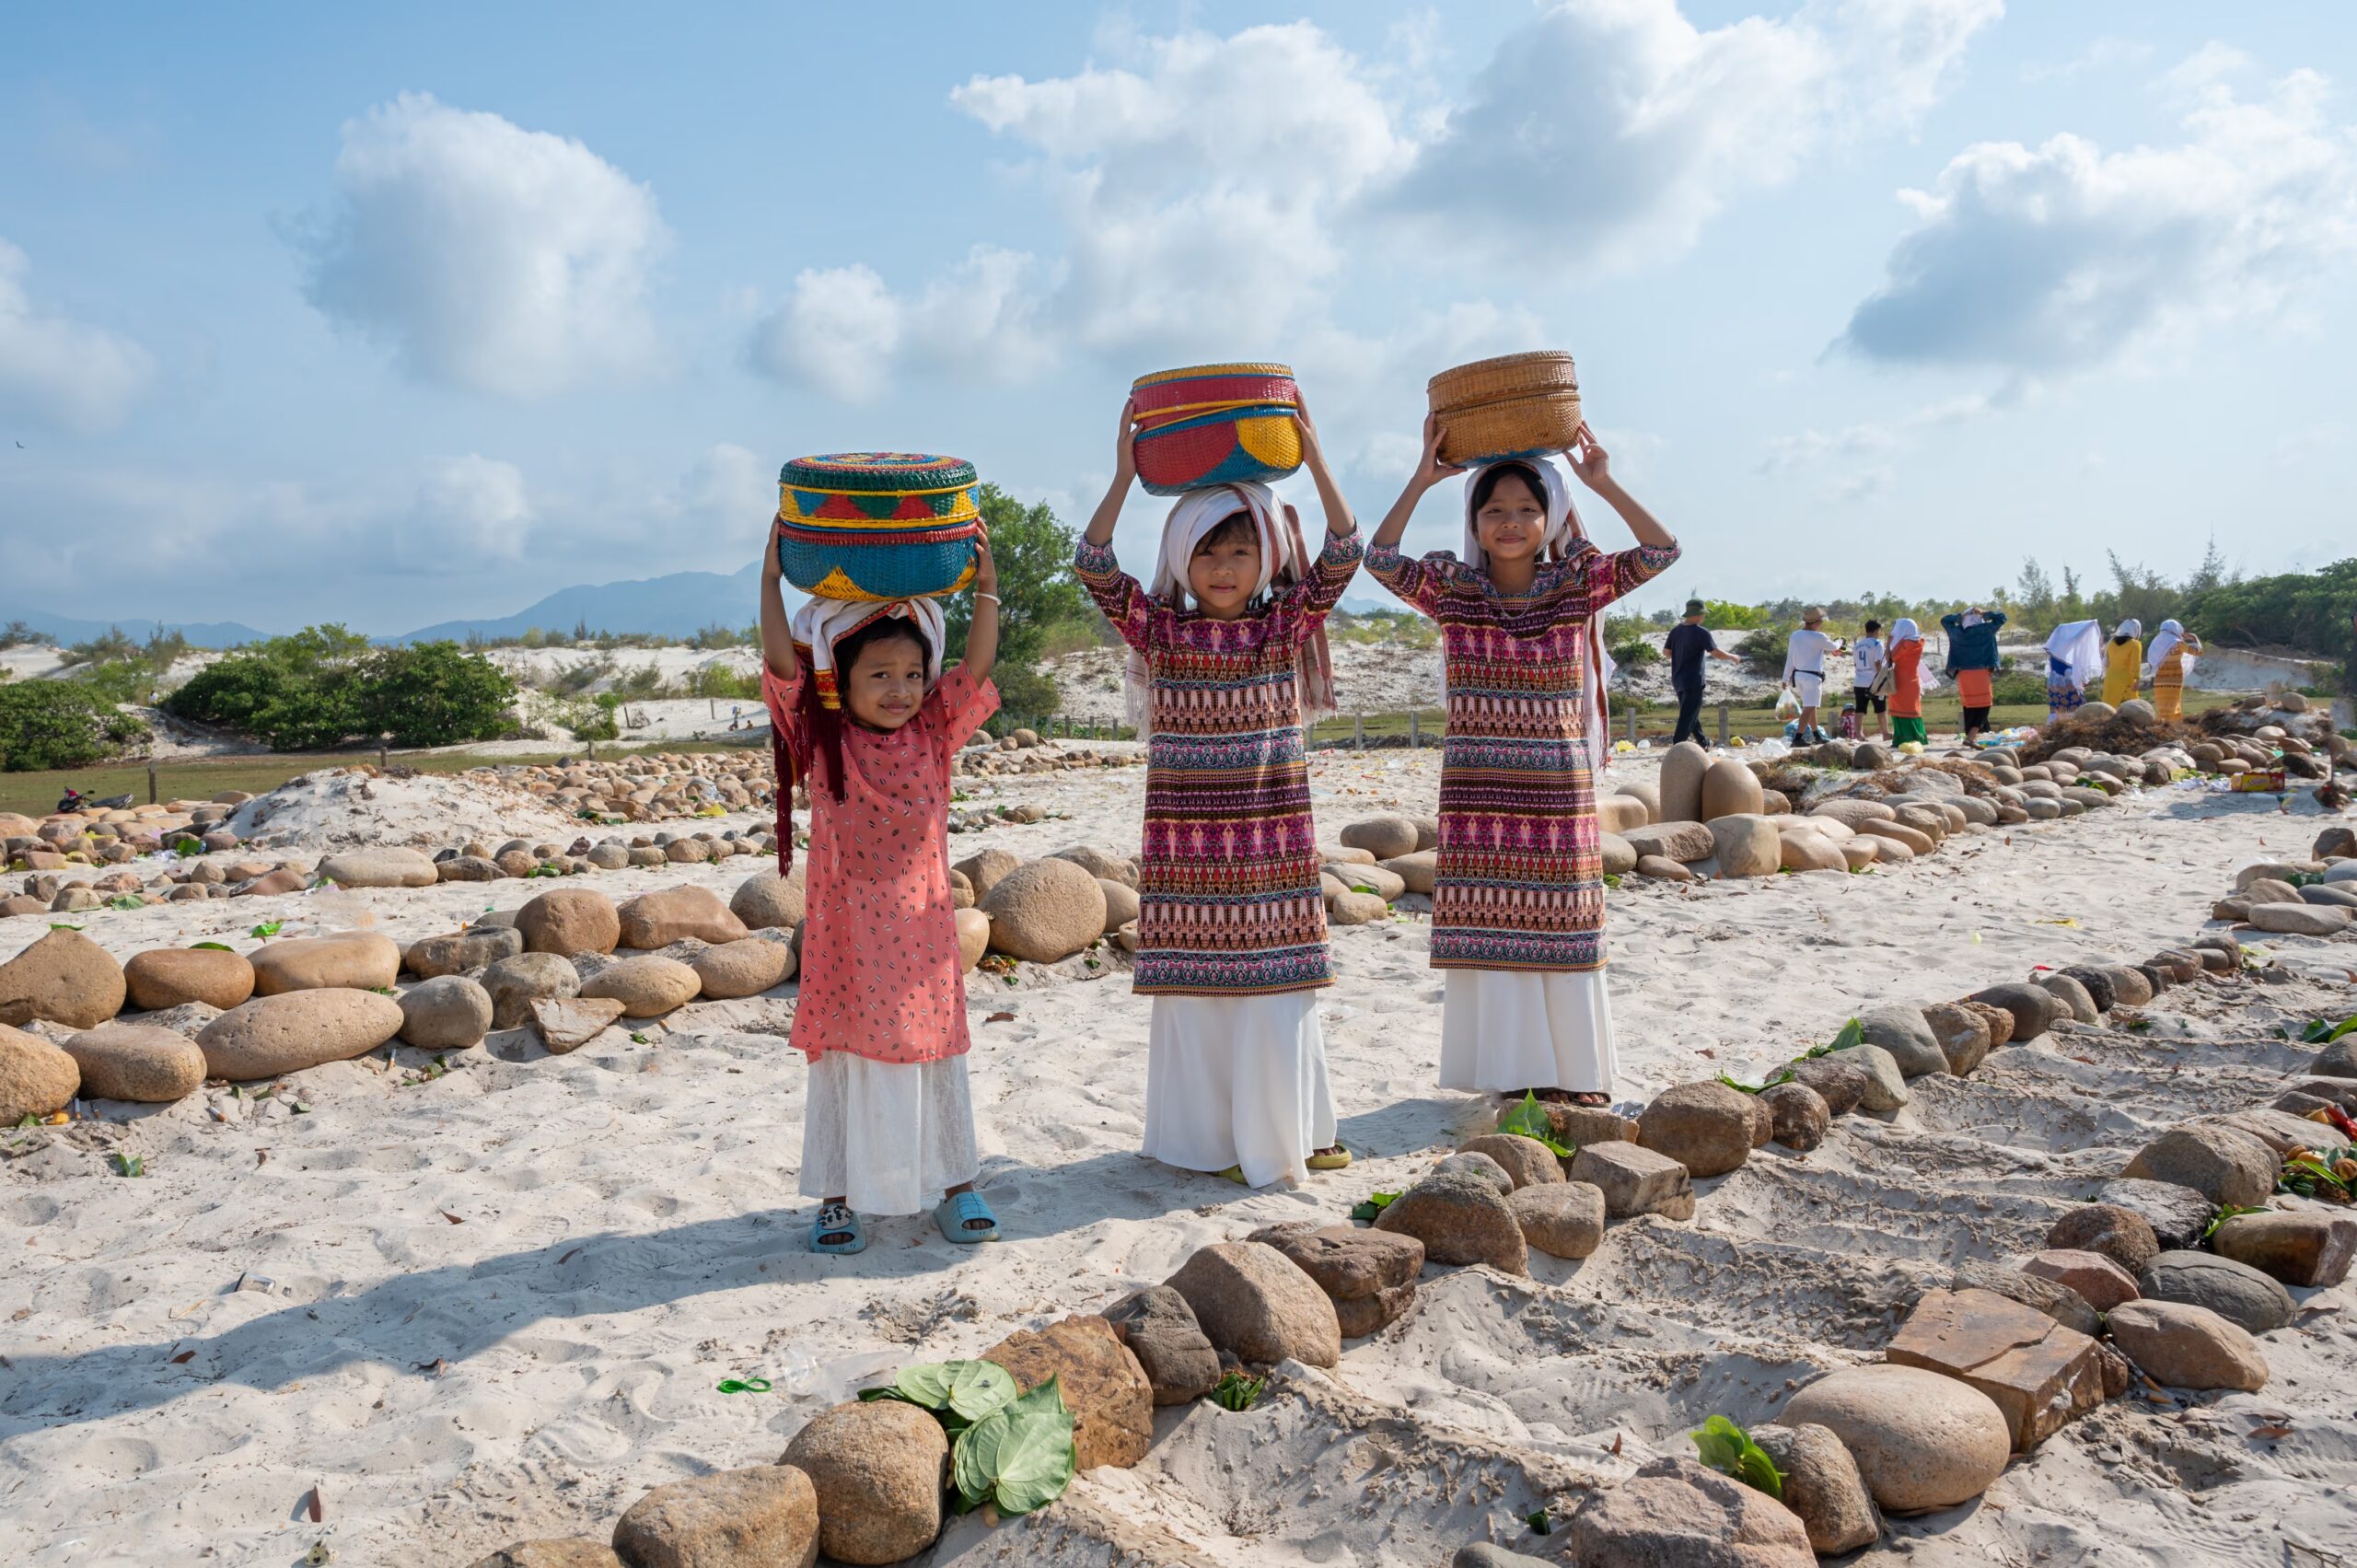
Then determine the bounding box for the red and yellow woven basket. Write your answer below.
[1131,363,1303,496]
[773,452,981,602]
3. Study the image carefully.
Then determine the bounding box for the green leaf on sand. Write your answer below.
[1495,1090,1577,1156]
[2200,1204,2268,1244]
[2299,1014,2357,1045]
[191,941,234,951]
[952,1375,1076,1516]
[1526,1507,1553,1535]
[1349,1191,1402,1223]
[1212,1370,1264,1411]
[1690,1414,1782,1500]
[1803,1017,1864,1059]
[250,921,284,938]
[883,1359,1019,1423]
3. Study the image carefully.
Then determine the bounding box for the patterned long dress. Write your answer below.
[1076,529,1362,1185]
[2153,641,2198,720]
[1074,531,1362,994]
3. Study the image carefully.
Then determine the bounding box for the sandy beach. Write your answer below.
[4,745,2354,1566]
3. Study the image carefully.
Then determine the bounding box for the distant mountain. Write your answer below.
[0,608,272,649]
[389,563,763,645]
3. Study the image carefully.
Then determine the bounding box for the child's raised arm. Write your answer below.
[759,514,797,682]
[1364,412,1466,618]
[1074,399,1161,653]
[961,526,1000,683]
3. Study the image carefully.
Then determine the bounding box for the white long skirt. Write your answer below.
[1437,970,1617,1095]
[800,1051,980,1216]
[1143,993,1335,1189]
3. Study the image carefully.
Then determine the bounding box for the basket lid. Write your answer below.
[1131,362,1295,391]
[778,452,977,493]
[1426,351,1577,393]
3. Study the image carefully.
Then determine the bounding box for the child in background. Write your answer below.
[1075,398,1362,1188]
[1838,704,1861,741]
[1851,619,1888,740]
[759,520,1003,1254]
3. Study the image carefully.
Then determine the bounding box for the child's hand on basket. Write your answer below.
[1292,393,1325,468]
[1567,422,1613,491]
[972,519,997,597]
[1113,397,1139,485]
[1408,411,1465,494]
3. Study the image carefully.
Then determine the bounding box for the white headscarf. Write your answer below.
[1124,482,1336,732]
[1891,618,1921,644]
[1460,457,1613,770]
[2045,619,2104,693]
[790,597,946,711]
[2144,618,2185,678]
[2113,617,2142,643]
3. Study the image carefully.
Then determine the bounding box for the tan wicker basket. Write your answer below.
[1428,351,1581,466]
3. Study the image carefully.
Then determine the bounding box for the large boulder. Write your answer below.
[1596,796,1650,836]
[470,1541,622,1568]
[2135,1250,2293,1334]
[2105,1300,2269,1392]
[1165,1241,1341,1367]
[0,928,125,1029]
[1707,814,1781,878]
[2209,1211,2357,1289]
[611,1464,819,1568]
[1783,1057,1868,1118]
[2044,1204,2159,1276]
[1858,1005,1947,1078]
[1508,1181,1606,1260]
[1747,1423,1877,1556]
[579,957,701,1017]
[1781,1365,2012,1513]
[981,1314,1152,1472]
[779,1401,944,1565]
[1759,1080,1829,1151]
[2121,1126,2276,1207]
[954,907,990,971]
[532,996,629,1053]
[1599,832,1638,877]
[1247,1223,1426,1338]
[981,858,1108,964]
[1636,1081,1755,1177]
[1887,1286,2105,1450]
[2020,1249,2140,1313]
[1622,820,1716,864]
[197,989,404,1080]
[398,975,493,1051]
[1919,1002,1993,1077]
[403,926,525,980]
[1951,1260,2101,1339]
[517,888,621,957]
[619,886,749,950]
[1374,1169,1529,1274]
[61,1022,205,1103]
[2037,972,2099,1026]
[317,848,437,889]
[1100,1287,1220,1405]
[1565,1457,1813,1568]
[482,952,580,1030]
[1698,758,1766,821]
[1777,830,1848,873]
[0,1022,80,1121]
[952,848,1021,900]
[124,947,255,1011]
[1658,741,1710,823]
[2094,1179,2216,1252]
[1097,878,1142,931]
[1968,982,2058,1043]
[1340,815,1419,860]
[250,933,401,996]
[1816,1043,1909,1113]
[1570,1143,1695,1220]
[2250,901,2353,936]
[1457,1132,1564,1190]
[691,938,795,1000]
[730,866,807,930]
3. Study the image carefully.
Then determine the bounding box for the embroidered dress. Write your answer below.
[2153,644,2195,720]
[761,661,998,1214]
[1075,530,1363,996]
[1365,539,1677,973]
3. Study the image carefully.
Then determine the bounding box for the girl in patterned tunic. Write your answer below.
[759,524,1004,1255]
[1075,398,1363,1187]
[1367,414,1678,1109]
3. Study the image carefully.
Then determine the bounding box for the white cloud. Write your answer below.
[400,454,534,569]
[747,247,1050,401]
[1758,391,2004,500]
[298,93,668,398]
[1839,61,2357,373]
[0,238,157,434]
[1384,0,2003,273]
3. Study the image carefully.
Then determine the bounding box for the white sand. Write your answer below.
[3,757,2354,1564]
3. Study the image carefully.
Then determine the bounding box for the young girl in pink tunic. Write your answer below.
[759,523,1002,1255]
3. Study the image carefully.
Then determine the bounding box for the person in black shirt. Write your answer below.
[1664,599,1737,746]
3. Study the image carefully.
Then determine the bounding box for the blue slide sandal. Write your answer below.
[810,1202,865,1255]
[934,1191,1000,1244]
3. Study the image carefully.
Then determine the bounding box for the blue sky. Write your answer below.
[3,1,2351,633]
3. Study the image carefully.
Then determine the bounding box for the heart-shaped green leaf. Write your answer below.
[953,1375,1075,1515]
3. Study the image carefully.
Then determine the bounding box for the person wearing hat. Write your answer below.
[1665,598,1738,746]
[1782,609,1844,745]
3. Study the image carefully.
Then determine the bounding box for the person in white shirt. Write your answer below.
[1850,620,1888,740]
[1782,609,1845,744]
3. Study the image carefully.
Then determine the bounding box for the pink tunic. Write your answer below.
[761,664,999,1064]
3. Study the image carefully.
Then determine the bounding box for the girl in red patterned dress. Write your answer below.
[1075,399,1362,1187]
[1367,415,1678,1109]
[759,521,1002,1254]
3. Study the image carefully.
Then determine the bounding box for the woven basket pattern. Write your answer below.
[1427,353,1581,466]
[1131,363,1303,496]
[773,451,982,600]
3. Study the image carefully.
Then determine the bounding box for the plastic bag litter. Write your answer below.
[1774,688,1802,720]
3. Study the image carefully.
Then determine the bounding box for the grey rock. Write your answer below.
[2137,1250,2294,1335]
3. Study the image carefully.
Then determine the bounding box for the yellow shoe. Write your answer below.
[1306,1145,1352,1171]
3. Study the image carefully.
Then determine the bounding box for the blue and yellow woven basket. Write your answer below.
[774,452,981,602]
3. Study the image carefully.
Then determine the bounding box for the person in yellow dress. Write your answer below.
[2101,619,2142,707]
[2145,619,2201,720]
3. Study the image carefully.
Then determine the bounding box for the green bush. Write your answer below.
[165,627,516,749]
[0,681,150,772]
[1991,669,2049,705]
[1608,638,1659,668]
[364,642,519,746]
[1736,622,1798,678]
[986,661,1061,733]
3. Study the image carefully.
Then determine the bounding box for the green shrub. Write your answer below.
[986,661,1061,734]
[0,681,150,772]
[165,627,515,749]
[1736,622,1798,678]
[362,642,519,745]
[1990,669,2049,705]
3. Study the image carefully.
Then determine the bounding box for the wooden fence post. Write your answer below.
[146,763,157,805]
[1717,703,1730,747]
[1409,712,1421,748]
[1353,714,1364,750]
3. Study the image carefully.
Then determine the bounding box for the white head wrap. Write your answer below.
[2113,618,2142,642]
[789,597,946,711]
[1891,618,1921,644]
[1123,482,1336,733]
[1460,456,1614,770]
[2044,619,2104,694]
[2143,618,2185,679]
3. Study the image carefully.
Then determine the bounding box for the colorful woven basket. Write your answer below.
[1427,351,1582,467]
[1130,363,1303,496]
[774,452,981,602]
